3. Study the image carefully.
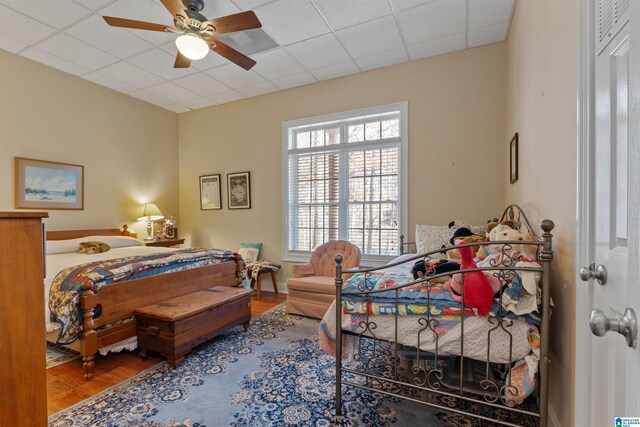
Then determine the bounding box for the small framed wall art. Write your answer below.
[509,133,519,184]
[200,174,222,210]
[15,157,84,210]
[227,171,251,209]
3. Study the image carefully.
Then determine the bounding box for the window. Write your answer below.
[283,102,407,263]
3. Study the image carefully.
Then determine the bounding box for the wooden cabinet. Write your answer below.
[0,212,48,426]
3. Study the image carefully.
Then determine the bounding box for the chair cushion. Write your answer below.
[286,276,335,294]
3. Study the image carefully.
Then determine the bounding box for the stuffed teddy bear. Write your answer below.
[78,241,110,254]
[444,240,494,315]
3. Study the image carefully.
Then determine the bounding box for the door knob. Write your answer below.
[589,308,637,348]
[579,263,607,285]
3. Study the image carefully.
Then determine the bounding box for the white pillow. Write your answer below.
[46,235,144,254]
[415,225,451,256]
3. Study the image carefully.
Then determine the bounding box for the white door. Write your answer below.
[577,1,640,426]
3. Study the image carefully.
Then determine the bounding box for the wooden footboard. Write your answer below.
[78,257,242,380]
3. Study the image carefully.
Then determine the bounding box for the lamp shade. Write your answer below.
[137,203,164,222]
[176,34,209,60]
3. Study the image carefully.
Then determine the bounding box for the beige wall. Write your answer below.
[0,51,179,236]
[179,42,507,287]
[505,2,577,426]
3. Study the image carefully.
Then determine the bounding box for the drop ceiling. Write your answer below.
[0,0,515,113]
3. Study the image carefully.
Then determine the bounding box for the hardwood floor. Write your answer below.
[46,292,287,416]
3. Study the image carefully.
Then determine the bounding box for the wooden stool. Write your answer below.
[249,263,280,300]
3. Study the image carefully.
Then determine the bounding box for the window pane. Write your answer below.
[349,177,364,201]
[349,204,364,228]
[326,179,339,203]
[296,156,311,180]
[365,150,381,176]
[312,130,324,147]
[364,177,381,201]
[326,128,340,145]
[380,203,398,228]
[349,228,364,250]
[349,151,364,177]
[380,230,398,256]
[364,203,381,229]
[311,180,325,202]
[381,119,399,138]
[297,132,310,149]
[365,121,381,140]
[381,176,397,201]
[297,206,310,228]
[381,147,398,174]
[364,227,381,255]
[297,181,310,203]
[296,228,310,251]
[348,124,364,142]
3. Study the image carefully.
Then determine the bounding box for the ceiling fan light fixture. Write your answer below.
[176,34,209,60]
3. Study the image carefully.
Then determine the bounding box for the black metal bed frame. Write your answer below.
[332,205,554,426]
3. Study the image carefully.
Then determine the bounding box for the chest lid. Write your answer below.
[135,286,252,322]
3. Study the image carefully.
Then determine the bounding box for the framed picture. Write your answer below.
[510,133,519,184]
[200,174,222,210]
[15,157,84,210]
[227,171,251,209]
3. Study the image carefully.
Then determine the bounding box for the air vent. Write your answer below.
[216,28,279,56]
[598,0,613,42]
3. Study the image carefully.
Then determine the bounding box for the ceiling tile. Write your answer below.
[200,0,241,19]
[83,70,137,92]
[129,88,173,106]
[312,0,391,30]
[100,0,174,45]
[354,47,408,71]
[468,22,509,48]
[20,47,90,75]
[173,72,231,96]
[182,97,218,110]
[128,48,197,80]
[232,0,276,11]
[0,0,91,29]
[205,63,265,88]
[66,13,153,59]
[0,34,27,53]
[407,32,466,60]
[236,81,278,97]
[256,0,329,45]
[309,60,359,80]
[389,0,437,12]
[272,71,316,90]
[252,48,304,80]
[0,5,56,46]
[207,90,246,104]
[284,33,350,70]
[336,15,403,59]
[468,0,514,30]
[396,0,466,45]
[98,61,164,87]
[145,81,199,103]
[73,0,117,10]
[165,104,191,113]
[36,33,118,70]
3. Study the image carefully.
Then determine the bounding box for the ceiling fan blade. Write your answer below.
[208,38,256,70]
[103,16,176,32]
[159,0,188,20]
[202,11,262,36]
[174,52,191,69]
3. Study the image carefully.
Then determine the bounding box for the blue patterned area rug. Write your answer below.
[48,304,536,427]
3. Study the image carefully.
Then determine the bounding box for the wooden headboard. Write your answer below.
[46,225,137,240]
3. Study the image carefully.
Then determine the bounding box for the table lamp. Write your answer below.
[137,203,164,241]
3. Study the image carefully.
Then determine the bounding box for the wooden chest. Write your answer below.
[135,286,252,366]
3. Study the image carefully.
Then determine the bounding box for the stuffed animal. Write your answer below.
[485,218,517,239]
[444,240,494,315]
[411,259,460,280]
[78,241,110,254]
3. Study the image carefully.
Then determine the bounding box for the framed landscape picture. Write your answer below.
[227,171,251,209]
[15,157,84,210]
[200,174,222,210]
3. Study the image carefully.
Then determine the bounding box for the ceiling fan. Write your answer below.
[103,0,261,70]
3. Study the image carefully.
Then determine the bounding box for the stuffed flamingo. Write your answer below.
[445,239,494,315]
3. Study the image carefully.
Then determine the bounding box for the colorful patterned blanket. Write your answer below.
[49,249,237,344]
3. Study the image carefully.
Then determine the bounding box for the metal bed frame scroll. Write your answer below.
[332,204,554,426]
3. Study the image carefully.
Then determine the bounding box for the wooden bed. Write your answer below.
[46,226,243,380]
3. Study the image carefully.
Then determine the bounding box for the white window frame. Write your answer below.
[282,102,408,266]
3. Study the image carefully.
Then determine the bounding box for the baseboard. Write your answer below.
[548,405,561,427]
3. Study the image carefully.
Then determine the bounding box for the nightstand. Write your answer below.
[144,238,185,248]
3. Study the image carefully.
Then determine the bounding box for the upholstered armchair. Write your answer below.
[286,240,362,319]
